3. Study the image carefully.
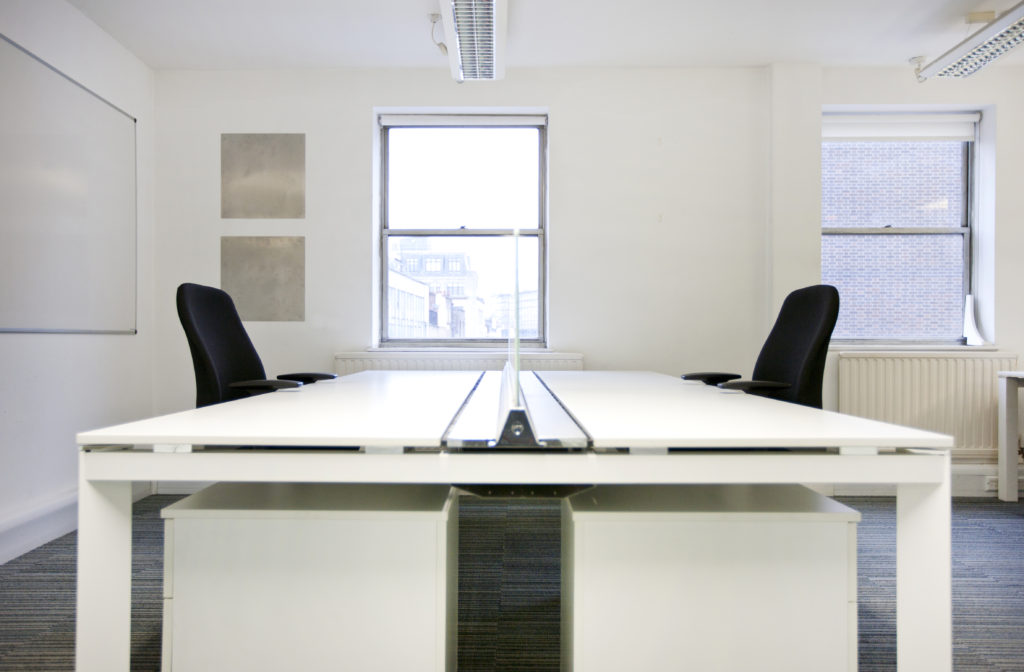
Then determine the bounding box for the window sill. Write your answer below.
[334,350,585,375]
[365,346,554,354]
[829,342,998,353]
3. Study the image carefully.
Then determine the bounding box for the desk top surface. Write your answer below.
[77,370,952,451]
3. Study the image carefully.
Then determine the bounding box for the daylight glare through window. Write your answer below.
[379,114,547,345]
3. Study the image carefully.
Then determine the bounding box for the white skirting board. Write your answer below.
[1,482,151,564]
[0,488,78,565]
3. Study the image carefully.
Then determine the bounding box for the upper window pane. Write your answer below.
[822,141,966,228]
[387,127,540,230]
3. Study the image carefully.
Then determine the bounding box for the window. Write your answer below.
[379,113,547,345]
[821,113,978,342]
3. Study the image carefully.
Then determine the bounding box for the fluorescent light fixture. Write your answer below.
[439,0,507,82]
[917,0,1024,80]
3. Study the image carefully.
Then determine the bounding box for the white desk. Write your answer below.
[75,370,953,672]
[998,371,1024,501]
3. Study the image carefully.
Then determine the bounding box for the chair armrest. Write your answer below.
[228,379,303,395]
[278,372,338,384]
[717,379,790,393]
[681,372,741,386]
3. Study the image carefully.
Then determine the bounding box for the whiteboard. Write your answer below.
[0,33,136,334]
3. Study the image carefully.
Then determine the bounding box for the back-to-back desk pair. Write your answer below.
[75,369,953,671]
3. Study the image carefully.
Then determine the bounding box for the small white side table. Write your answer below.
[997,372,1024,501]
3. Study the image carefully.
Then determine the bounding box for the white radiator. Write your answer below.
[838,351,1018,462]
[334,351,584,376]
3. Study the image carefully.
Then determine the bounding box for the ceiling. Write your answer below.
[64,0,1024,72]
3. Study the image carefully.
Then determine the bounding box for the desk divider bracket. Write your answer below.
[443,367,591,451]
[628,446,670,455]
[362,445,407,455]
[838,446,880,456]
[496,407,541,448]
[154,443,193,454]
[490,362,543,448]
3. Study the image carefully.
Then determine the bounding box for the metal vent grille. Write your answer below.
[451,0,496,80]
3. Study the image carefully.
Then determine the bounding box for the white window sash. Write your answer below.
[377,113,547,346]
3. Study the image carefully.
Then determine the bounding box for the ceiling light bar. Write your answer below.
[917,0,1024,80]
[439,0,507,82]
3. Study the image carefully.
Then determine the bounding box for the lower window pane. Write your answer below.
[822,234,964,340]
[386,236,539,341]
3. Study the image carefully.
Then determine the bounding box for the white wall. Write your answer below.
[153,63,1024,417]
[768,64,823,312]
[0,0,155,563]
[152,67,779,413]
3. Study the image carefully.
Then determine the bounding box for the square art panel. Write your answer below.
[221,236,305,321]
[221,133,305,219]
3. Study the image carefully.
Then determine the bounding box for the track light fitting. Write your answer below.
[916,0,1024,81]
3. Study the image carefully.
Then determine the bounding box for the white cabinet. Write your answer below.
[562,484,860,672]
[161,483,457,672]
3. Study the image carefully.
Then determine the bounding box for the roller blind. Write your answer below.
[378,113,546,128]
[822,113,980,141]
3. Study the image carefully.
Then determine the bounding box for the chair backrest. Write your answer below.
[176,283,266,407]
[750,284,840,409]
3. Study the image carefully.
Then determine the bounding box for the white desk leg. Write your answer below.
[75,463,132,672]
[998,376,1019,502]
[895,460,951,672]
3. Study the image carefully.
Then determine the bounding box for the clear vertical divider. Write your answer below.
[496,229,539,447]
[444,230,588,453]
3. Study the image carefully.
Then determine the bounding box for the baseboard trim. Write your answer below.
[0,489,78,565]
[0,482,154,565]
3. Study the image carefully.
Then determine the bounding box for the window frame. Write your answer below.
[820,113,978,345]
[377,113,548,348]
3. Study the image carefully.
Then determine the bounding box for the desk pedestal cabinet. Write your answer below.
[562,485,860,672]
[160,483,457,672]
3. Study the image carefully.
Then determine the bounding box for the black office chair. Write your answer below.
[682,284,840,408]
[176,282,337,407]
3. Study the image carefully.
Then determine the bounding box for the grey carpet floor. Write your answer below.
[1,495,1023,671]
